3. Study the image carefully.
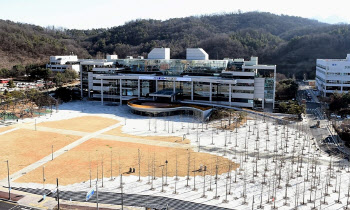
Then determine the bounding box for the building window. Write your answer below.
[326,86,341,91]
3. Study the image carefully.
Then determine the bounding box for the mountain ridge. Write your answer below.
[1,12,350,79]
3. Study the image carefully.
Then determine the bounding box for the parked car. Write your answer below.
[323,137,333,144]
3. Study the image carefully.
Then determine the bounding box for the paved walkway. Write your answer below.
[181,100,293,124]
[0,127,19,135]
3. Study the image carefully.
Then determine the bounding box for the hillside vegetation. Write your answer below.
[1,12,350,79]
[0,20,90,69]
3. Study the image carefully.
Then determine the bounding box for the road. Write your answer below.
[0,200,38,210]
[13,187,230,210]
[297,83,322,118]
[298,82,350,159]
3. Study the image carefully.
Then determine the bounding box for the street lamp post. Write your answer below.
[165,160,168,186]
[6,160,10,200]
[211,127,214,145]
[198,137,201,152]
[110,149,113,180]
[101,159,104,188]
[96,165,99,210]
[43,166,45,190]
[201,165,207,198]
[56,178,60,210]
[121,168,135,210]
[120,174,123,210]
[160,165,165,192]
[89,159,92,188]
[214,164,219,199]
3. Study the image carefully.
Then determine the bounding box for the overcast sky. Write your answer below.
[0,0,349,29]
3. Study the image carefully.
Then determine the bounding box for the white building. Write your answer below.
[79,48,276,110]
[46,55,80,73]
[316,54,350,97]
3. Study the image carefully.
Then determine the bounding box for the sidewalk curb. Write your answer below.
[0,198,18,204]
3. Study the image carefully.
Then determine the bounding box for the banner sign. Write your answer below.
[139,76,191,82]
[86,189,95,201]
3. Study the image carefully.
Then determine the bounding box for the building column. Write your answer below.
[87,72,91,98]
[138,79,141,99]
[191,81,194,101]
[262,98,265,109]
[101,79,103,105]
[209,82,212,102]
[119,79,122,105]
[80,65,83,98]
[272,66,276,110]
[155,80,158,92]
[229,84,232,106]
[173,81,176,102]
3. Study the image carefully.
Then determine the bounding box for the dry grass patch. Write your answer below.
[0,129,79,180]
[38,116,119,132]
[17,138,238,185]
[0,126,13,133]
[104,126,190,144]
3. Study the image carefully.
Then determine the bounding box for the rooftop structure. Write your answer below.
[186,48,209,60]
[106,55,118,61]
[148,48,170,59]
[49,55,78,64]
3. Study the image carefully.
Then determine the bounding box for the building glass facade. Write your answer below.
[115,59,228,76]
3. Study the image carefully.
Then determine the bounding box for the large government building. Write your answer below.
[49,48,276,110]
[316,54,350,97]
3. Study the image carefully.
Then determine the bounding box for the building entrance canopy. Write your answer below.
[149,89,182,98]
[96,74,237,85]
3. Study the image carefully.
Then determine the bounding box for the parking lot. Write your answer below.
[0,80,44,93]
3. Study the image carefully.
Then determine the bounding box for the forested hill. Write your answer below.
[67,12,328,59]
[0,19,90,69]
[2,12,350,79]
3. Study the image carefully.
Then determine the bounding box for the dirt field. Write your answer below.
[17,138,238,185]
[0,126,13,133]
[104,126,191,144]
[0,129,79,180]
[39,116,119,132]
